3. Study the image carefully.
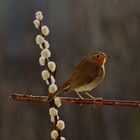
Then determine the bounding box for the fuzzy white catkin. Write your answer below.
[54,97,61,107]
[57,115,59,120]
[35,11,43,20]
[39,44,43,49]
[39,40,49,49]
[41,26,49,36]
[51,130,59,140]
[49,84,57,93]
[33,19,40,29]
[41,48,51,58]
[41,70,50,80]
[49,107,58,116]
[51,115,59,123]
[60,137,66,140]
[39,56,45,66]
[44,40,50,48]
[51,116,55,123]
[46,80,49,85]
[56,120,65,130]
[36,35,44,45]
[50,75,55,84]
[48,61,56,72]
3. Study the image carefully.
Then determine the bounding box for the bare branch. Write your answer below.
[9,94,140,107]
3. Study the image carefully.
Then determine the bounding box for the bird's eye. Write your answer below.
[96,55,100,58]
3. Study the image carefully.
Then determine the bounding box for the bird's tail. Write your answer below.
[48,84,70,103]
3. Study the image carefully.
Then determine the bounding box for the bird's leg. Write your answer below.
[75,91,84,99]
[85,92,103,101]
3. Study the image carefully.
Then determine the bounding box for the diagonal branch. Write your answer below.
[9,94,140,107]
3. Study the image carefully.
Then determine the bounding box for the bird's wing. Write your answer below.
[64,59,100,89]
[48,59,100,103]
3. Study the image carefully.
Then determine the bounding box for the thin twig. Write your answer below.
[38,19,60,140]
[9,94,140,107]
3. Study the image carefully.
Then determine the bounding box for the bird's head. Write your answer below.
[88,51,107,66]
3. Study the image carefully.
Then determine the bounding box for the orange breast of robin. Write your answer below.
[93,56,104,65]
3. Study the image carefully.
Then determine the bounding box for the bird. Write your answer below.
[48,51,107,103]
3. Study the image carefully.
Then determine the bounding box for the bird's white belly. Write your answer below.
[74,79,100,92]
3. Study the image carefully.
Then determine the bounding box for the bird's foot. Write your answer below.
[85,92,103,101]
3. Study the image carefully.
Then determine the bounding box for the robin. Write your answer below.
[48,51,107,103]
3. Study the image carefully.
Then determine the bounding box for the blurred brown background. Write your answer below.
[0,0,140,140]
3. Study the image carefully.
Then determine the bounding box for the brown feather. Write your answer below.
[48,58,103,103]
[64,58,101,90]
